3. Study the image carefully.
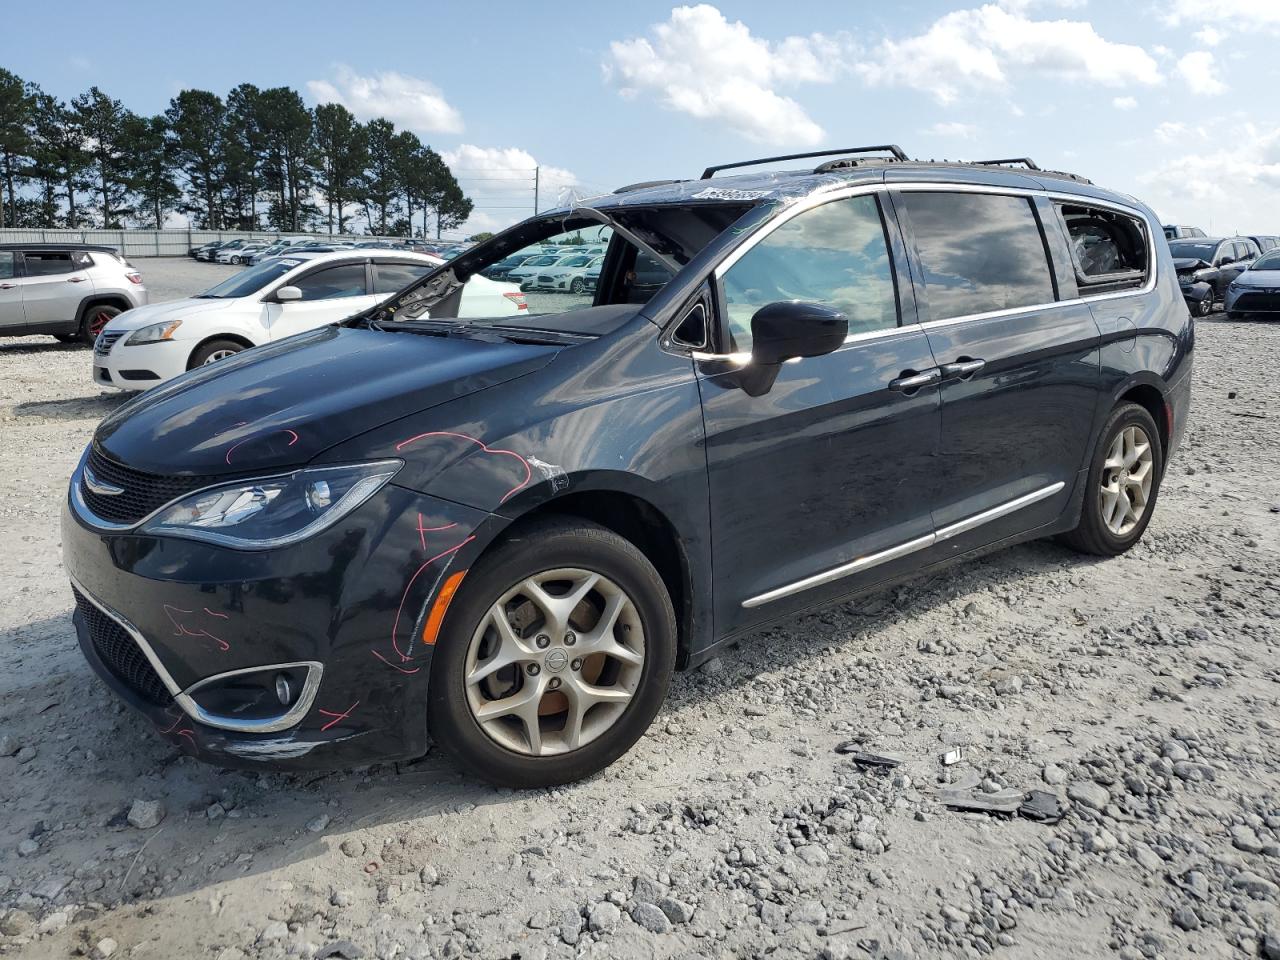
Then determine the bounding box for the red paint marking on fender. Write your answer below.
[317,700,360,732]
[372,650,421,675]
[390,536,475,661]
[394,431,532,504]
[415,515,458,552]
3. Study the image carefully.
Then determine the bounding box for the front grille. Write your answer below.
[73,587,172,706]
[1233,291,1280,312]
[95,331,126,355]
[81,447,211,526]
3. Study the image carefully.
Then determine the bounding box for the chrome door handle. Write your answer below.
[0,283,14,290]
[889,368,941,392]
[940,358,986,380]
[67,276,87,283]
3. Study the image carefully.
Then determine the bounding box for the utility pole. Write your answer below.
[534,166,540,216]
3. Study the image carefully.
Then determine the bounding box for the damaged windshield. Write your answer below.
[365,202,751,334]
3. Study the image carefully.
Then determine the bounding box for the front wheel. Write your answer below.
[428,518,676,787]
[188,338,246,368]
[570,277,584,294]
[1059,402,1163,557]
[1196,296,1212,317]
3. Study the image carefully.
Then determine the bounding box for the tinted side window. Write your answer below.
[292,263,368,301]
[720,193,897,351]
[899,192,1054,322]
[0,252,14,280]
[23,251,74,277]
[373,262,432,295]
[1059,203,1149,294]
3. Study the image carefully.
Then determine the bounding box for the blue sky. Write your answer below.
[6,0,1280,234]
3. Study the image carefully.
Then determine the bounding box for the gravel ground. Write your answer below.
[2,259,1279,960]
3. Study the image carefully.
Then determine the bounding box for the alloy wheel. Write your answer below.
[202,348,238,364]
[88,308,118,338]
[464,567,645,757]
[1100,424,1154,536]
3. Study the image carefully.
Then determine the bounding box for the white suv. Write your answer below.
[0,244,148,344]
[92,251,526,389]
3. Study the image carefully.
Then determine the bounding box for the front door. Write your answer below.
[0,252,23,332]
[892,189,1101,556]
[19,249,89,326]
[698,191,943,637]
[265,260,380,340]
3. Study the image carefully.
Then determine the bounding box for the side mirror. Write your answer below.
[750,301,848,364]
[275,285,302,302]
[736,301,847,396]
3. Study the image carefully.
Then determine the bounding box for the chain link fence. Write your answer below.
[0,228,470,258]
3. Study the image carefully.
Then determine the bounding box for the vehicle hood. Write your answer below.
[104,298,245,331]
[1172,258,1213,273]
[93,325,560,476]
[1234,269,1280,287]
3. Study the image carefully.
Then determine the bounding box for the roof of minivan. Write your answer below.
[574,160,1144,216]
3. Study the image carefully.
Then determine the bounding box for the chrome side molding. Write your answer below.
[742,481,1066,608]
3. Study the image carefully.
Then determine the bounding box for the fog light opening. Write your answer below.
[275,673,294,706]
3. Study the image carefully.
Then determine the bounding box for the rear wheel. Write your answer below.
[77,304,122,345]
[188,338,246,368]
[428,518,676,787]
[1060,402,1163,557]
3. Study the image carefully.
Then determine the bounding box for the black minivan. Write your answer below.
[63,147,1193,786]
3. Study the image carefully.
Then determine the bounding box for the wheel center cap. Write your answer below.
[544,649,569,673]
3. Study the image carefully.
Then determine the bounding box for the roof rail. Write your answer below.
[701,145,908,180]
[613,179,685,195]
[973,157,1042,170]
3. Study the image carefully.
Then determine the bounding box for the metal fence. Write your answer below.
[0,228,470,258]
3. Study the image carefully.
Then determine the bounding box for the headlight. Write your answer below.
[126,320,183,345]
[138,460,401,549]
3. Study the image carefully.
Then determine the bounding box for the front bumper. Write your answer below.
[62,464,492,770]
[1224,285,1280,315]
[93,338,193,390]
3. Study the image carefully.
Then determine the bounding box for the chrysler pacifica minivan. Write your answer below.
[63,147,1192,786]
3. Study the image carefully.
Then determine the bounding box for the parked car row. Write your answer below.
[1170,235,1280,316]
[189,237,466,265]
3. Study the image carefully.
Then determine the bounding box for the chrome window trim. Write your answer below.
[71,574,324,734]
[711,181,1159,337]
[742,481,1065,608]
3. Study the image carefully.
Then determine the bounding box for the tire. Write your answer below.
[53,333,79,344]
[427,517,677,787]
[1197,296,1212,317]
[1059,402,1164,557]
[77,303,122,345]
[570,277,584,294]
[187,338,246,368]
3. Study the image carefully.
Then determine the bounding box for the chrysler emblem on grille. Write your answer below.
[83,465,125,496]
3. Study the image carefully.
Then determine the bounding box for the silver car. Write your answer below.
[0,244,149,344]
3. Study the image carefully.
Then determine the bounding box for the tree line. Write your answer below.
[0,69,474,236]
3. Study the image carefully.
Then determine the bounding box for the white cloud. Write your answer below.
[1113,96,1138,110]
[441,145,584,234]
[1154,121,1201,143]
[306,64,463,134]
[603,4,846,146]
[1193,26,1225,46]
[856,4,1162,104]
[924,121,979,139]
[1177,51,1227,95]
[1163,2,1280,30]
[1139,126,1280,232]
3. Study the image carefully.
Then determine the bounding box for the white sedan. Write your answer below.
[92,251,527,390]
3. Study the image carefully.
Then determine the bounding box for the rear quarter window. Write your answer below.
[898,191,1056,322]
[1058,203,1150,296]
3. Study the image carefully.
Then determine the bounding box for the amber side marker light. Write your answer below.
[422,570,467,646]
